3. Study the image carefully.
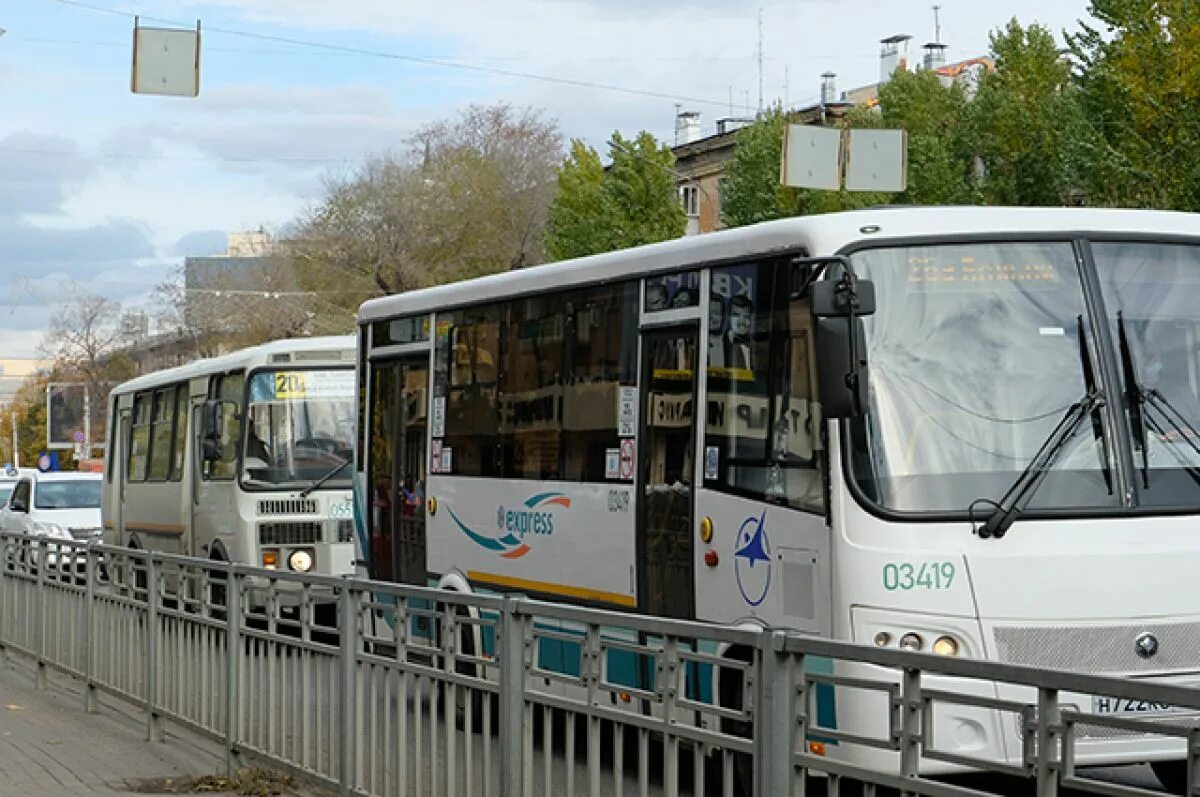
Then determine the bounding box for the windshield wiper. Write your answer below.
[298,456,352,498]
[1115,312,1200,490]
[972,388,1103,540]
[1116,312,1152,488]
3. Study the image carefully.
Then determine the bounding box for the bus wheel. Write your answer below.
[1151,761,1186,794]
[437,601,490,733]
[713,648,754,797]
[208,553,228,621]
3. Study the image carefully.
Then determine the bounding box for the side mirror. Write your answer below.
[811,276,876,317]
[815,317,869,418]
[810,268,874,419]
[9,498,27,514]
[201,437,222,463]
[202,400,225,441]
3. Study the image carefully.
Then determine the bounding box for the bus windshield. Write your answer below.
[1094,241,1200,508]
[241,368,356,490]
[848,241,1119,514]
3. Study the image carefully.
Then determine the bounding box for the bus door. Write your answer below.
[637,326,699,620]
[367,357,429,585]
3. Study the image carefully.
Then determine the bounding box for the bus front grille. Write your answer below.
[993,621,1200,675]
[259,521,324,546]
[257,499,319,516]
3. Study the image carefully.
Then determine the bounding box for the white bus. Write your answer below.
[103,337,358,581]
[354,207,1200,792]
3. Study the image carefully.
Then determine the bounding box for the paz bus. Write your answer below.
[102,336,358,582]
[354,207,1199,791]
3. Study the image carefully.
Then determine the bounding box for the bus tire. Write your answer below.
[435,599,490,733]
[1151,760,1185,794]
[714,646,754,797]
[208,548,228,621]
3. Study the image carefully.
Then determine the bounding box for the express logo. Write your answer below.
[734,510,772,606]
[447,492,572,559]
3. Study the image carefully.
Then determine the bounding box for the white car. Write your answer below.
[0,470,103,544]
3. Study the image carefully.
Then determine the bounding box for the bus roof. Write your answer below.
[358,206,1200,324]
[111,335,356,396]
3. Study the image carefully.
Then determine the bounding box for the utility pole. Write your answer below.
[756,7,764,113]
[11,413,18,469]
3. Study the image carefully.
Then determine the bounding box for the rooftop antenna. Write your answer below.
[933,4,942,43]
[757,7,764,112]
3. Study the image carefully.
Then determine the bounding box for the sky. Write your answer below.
[1,0,1093,358]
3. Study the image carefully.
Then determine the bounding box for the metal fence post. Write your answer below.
[0,537,9,666]
[1035,687,1060,797]
[338,583,359,797]
[144,554,163,742]
[82,543,97,713]
[499,595,528,797]
[224,565,242,778]
[900,667,922,786]
[35,537,47,689]
[757,630,797,797]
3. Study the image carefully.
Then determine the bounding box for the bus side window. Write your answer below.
[170,386,188,481]
[128,393,151,482]
[206,373,244,481]
[703,260,824,512]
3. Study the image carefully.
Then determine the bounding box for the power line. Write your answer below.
[48,0,739,109]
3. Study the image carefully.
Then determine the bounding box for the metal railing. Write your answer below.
[0,531,1196,797]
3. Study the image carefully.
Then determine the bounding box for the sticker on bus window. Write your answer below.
[704,446,719,480]
[605,448,620,479]
[618,387,637,437]
[273,370,354,400]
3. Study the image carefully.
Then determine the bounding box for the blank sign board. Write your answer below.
[845,129,907,192]
[781,125,841,191]
[132,24,200,97]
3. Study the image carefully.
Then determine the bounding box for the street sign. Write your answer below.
[781,126,841,190]
[131,19,201,97]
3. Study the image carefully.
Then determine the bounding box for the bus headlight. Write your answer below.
[898,632,924,652]
[288,548,314,572]
[932,635,960,657]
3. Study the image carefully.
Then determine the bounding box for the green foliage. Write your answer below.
[1069,0,1200,209]
[545,131,685,260]
[546,140,613,260]
[876,71,976,205]
[972,19,1090,206]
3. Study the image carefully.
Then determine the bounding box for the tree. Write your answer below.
[544,131,686,260]
[720,107,890,228]
[1069,0,1200,209]
[291,103,563,307]
[874,70,976,205]
[971,19,1090,206]
[545,140,610,259]
[40,288,136,443]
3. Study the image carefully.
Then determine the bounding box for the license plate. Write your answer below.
[1092,696,1191,716]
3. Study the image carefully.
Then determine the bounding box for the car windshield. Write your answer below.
[0,483,13,505]
[847,241,1118,514]
[35,480,101,509]
[1094,241,1200,508]
[241,369,356,489]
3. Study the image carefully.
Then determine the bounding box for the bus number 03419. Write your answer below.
[882,561,956,591]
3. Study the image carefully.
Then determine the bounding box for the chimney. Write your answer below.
[675,111,702,145]
[820,71,838,105]
[879,34,912,83]
[922,42,948,71]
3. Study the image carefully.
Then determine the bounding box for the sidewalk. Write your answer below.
[0,660,231,796]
